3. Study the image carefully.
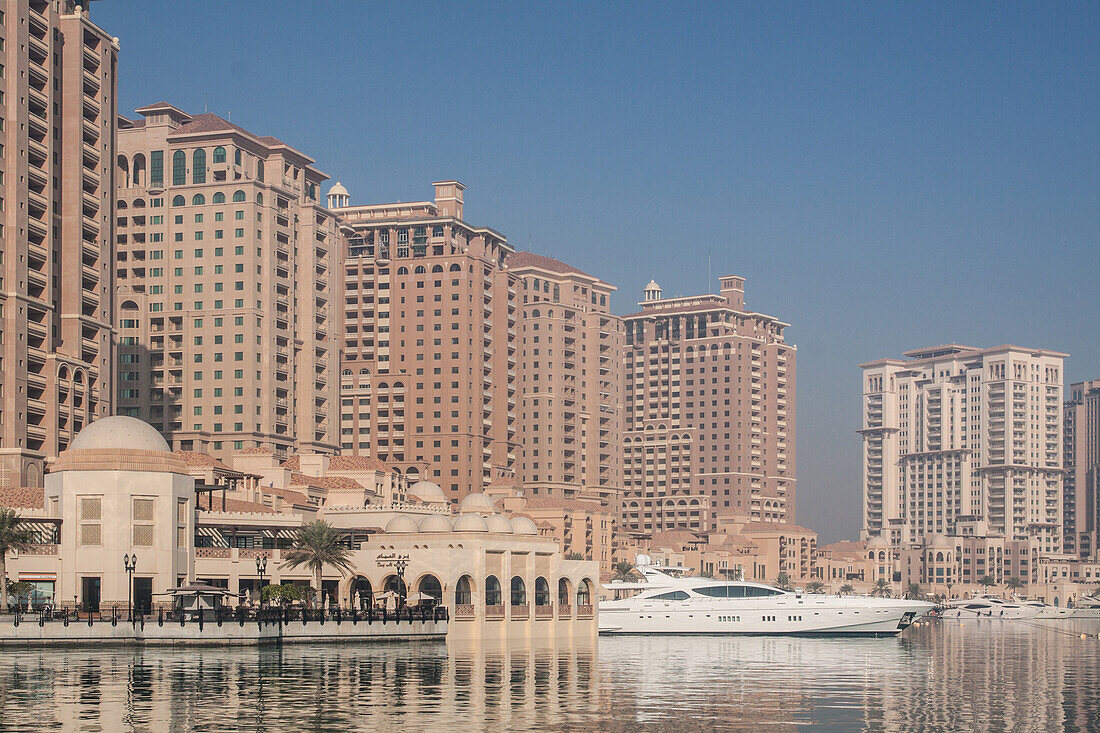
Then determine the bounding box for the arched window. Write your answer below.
[212,146,226,164]
[414,265,426,274]
[510,576,527,606]
[172,150,186,186]
[577,578,594,606]
[383,575,407,597]
[192,194,205,206]
[431,265,443,273]
[350,576,372,609]
[558,578,572,607]
[117,155,129,186]
[234,148,242,166]
[455,575,473,606]
[534,577,550,606]
[485,575,502,606]
[132,198,146,209]
[172,195,185,206]
[396,266,408,275]
[232,190,246,203]
[256,193,263,205]
[132,153,147,187]
[192,149,206,184]
[256,159,264,182]
[212,192,225,204]
[449,263,461,272]
[417,575,442,604]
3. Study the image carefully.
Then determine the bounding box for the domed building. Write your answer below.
[45,416,196,613]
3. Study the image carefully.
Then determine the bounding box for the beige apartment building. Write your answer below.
[621,276,796,535]
[331,181,518,503]
[114,103,341,460]
[506,251,624,504]
[0,0,117,487]
[1065,379,1100,559]
[860,344,1066,548]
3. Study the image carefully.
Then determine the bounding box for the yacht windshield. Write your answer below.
[694,585,783,598]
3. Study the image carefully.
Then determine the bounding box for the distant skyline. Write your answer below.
[97,1,1100,542]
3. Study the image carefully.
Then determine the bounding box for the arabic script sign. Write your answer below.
[375,552,411,568]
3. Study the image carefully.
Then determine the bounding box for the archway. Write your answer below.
[416,574,442,606]
[577,578,594,607]
[455,575,474,606]
[510,576,527,606]
[558,578,573,607]
[485,575,502,606]
[349,576,372,609]
[383,574,407,600]
[534,577,550,606]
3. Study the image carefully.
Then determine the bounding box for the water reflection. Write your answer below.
[1,623,1099,731]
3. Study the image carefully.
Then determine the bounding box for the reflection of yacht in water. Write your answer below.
[599,562,932,637]
[1035,596,1100,621]
[941,595,1048,620]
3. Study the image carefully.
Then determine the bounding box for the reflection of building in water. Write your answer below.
[864,624,1100,731]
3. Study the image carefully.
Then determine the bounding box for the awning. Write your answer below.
[18,573,56,582]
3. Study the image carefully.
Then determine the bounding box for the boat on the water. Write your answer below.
[940,595,1048,620]
[1035,596,1100,621]
[599,564,933,637]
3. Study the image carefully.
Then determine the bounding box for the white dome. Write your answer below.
[511,516,538,535]
[327,181,348,197]
[645,279,661,290]
[452,513,489,533]
[70,416,170,452]
[418,514,453,533]
[485,514,514,534]
[384,514,420,533]
[459,493,496,514]
[408,480,447,504]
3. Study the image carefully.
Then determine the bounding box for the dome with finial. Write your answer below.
[52,416,187,474]
[328,181,348,197]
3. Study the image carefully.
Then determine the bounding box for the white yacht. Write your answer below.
[940,595,1048,620]
[599,564,933,637]
[1035,597,1100,621]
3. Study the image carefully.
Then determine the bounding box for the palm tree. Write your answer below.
[774,572,792,591]
[0,508,33,613]
[805,581,825,594]
[611,560,636,582]
[978,574,996,592]
[280,520,355,605]
[839,583,855,596]
[872,579,892,598]
[1005,576,1026,595]
[905,583,922,600]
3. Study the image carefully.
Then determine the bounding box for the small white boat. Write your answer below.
[941,595,1048,620]
[599,564,932,637]
[1035,596,1100,621]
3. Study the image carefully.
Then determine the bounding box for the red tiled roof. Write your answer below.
[329,455,392,471]
[520,495,609,512]
[507,251,596,280]
[0,487,45,509]
[289,473,362,492]
[818,540,867,555]
[281,456,300,470]
[237,446,273,455]
[265,484,314,506]
[738,521,816,535]
[176,451,239,473]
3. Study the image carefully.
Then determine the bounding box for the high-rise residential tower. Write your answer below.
[860,345,1065,549]
[1065,380,1100,560]
[507,252,624,503]
[114,103,341,460]
[0,1,117,487]
[332,181,518,503]
[621,276,796,535]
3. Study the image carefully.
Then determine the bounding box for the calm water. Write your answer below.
[2,621,1099,732]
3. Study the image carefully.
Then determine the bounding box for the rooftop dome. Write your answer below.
[70,416,170,452]
[452,513,489,533]
[407,480,447,504]
[459,493,496,514]
[418,514,453,533]
[484,514,514,534]
[384,514,420,533]
[645,279,661,290]
[511,516,538,535]
[327,181,348,197]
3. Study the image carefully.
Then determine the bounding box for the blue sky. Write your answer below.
[96,1,1100,542]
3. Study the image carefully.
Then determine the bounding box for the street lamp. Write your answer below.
[256,555,268,606]
[123,553,137,622]
[395,558,408,607]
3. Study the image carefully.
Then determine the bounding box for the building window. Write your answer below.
[150,150,164,187]
[172,150,186,186]
[192,149,206,184]
[79,497,102,546]
[213,146,226,164]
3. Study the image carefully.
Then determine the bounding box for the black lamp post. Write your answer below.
[395,558,408,607]
[123,553,137,621]
[256,555,268,606]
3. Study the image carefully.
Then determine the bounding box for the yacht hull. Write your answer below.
[598,603,928,636]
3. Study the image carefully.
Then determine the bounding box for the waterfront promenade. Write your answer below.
[0,607,447,647]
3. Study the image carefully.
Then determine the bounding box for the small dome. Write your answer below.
[418,514,453,533]
[452,513,489,533]
[485,515,514,534]
[327,181,348,197]
[408,480,447,504]
[511,516,538,535]
[384,515,419,533]
[645,279,661,290]
[70,416,170,452]
[459,493,496,514]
